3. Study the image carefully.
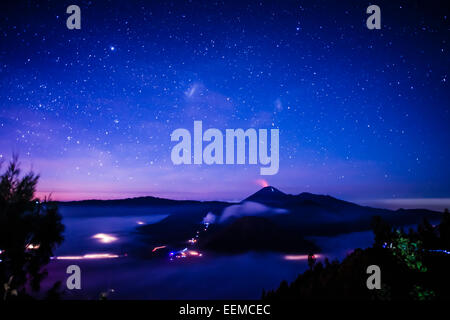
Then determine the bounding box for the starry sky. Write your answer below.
[0,0,449,209]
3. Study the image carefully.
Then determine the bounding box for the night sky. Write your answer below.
[0,1,449,208]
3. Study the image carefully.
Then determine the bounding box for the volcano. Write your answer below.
[243,186,291,206]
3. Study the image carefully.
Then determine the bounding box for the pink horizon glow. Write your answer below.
[34,190,450,212]
[284,254,323,261]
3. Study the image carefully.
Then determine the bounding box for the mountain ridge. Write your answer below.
[58,186,443,216]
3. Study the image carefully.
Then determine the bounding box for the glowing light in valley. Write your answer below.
[283,254,322,261]
[26,244,40,250]
[92,233,118,244]
[169,248,203,260]
[187,250,202,256]
[136,221,145,225]
[53,253,120,260]
[152,245,167,252]
[255,179,269,188]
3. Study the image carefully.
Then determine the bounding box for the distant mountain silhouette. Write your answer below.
[62,196,216,207]
[59,186,443,252]
[244,186,291,205]
[245,187,365,209]
[59,196,229,218]
[243,186,442,236]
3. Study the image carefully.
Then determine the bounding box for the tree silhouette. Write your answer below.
[307,253,316,270]
[0,156,64,300]
[371,215,394,248]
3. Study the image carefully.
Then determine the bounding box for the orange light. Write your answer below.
[26,244,40,250]
[152,245,167,252]
[256,179,269,188]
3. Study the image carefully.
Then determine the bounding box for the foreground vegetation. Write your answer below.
[264,210,450,300]
[0,156,64,300]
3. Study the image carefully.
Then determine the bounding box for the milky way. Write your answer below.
[0,1,448,206]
